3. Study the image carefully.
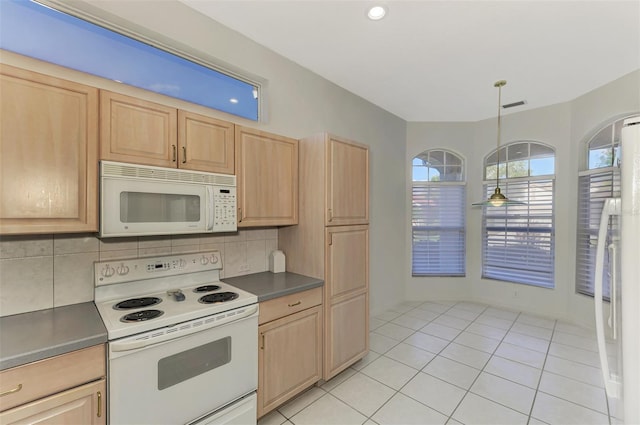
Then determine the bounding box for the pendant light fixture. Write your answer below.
[473,80,525,207]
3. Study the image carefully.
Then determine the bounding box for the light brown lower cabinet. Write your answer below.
[325,292,368,379]
[258,289,323,418]
[0,344,106,425]
[0,379,106,425]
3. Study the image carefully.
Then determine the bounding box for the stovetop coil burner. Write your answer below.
[198,292,239,304]
[114,297,162,310]
[120,309,164,323]
[193,285,221,293]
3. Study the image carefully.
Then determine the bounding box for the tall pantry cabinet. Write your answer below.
[279,133,369,380]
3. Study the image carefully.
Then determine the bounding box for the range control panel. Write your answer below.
[95,251,222,285]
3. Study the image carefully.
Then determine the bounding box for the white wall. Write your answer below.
[3,1,638,323]
[406,70,640,327]
[1,0,407,317]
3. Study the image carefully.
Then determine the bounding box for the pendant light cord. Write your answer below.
[495,80,505,191]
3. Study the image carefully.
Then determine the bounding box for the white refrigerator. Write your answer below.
[594,115,640,424]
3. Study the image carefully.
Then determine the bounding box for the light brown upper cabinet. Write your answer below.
[326,135,369,226]
[235,126,298,227]
[0,64,98,234]
[178,111,234,174]
[100,91,234,174]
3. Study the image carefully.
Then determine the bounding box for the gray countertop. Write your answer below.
[222,271,323,302]
[0,272,320,371]
[0,302,108,371]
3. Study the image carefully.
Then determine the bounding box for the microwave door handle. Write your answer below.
[206,186,214,231]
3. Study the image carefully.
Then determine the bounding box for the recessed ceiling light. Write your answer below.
[229,98,239,104]
[367,5,387,21]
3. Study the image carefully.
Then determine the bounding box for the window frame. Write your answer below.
[574,115,634,299]
[1,0,264,121]
[411,149,466,277]
[481,141,556,288]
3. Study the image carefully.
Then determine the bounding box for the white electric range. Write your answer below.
[94,251,258,425]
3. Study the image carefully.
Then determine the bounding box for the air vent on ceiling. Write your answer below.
[502,100,527,109]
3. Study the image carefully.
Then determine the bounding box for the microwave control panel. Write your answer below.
[213,187,237,231]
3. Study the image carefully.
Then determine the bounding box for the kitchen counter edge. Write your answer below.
[222,271,323,302]
[0,302,108,371]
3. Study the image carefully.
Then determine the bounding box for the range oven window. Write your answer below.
[157,337,231,390]
[120,192,201,223]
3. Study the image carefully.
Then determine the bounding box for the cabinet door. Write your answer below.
[326,225,369,300]
[324,293,368,380]
[258,305,322,418]
[0,65,98,234]
[324,225,369,380]
[100,91,177,167]
[326,136,369,226]
[0,379,106,425]
[178,111,234,174]
[236,126,298,227]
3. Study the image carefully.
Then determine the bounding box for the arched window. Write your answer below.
[576,117,631,299]
[481,141,555,288]
[412,149,465,276]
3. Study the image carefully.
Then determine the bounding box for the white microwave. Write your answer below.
[100,161,237,238]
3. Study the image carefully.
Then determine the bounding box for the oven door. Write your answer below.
[101,176,213,237]
[108,310,257,425]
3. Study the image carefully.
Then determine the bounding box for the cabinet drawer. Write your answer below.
[0,344,105,412]
[259,287,322,325]
[0,379,106,425]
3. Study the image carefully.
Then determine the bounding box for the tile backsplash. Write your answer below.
[0,229,278,317]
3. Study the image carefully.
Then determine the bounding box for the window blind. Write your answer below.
[576,168,620,299]
[412,183,466,276]
[482,179,554,288]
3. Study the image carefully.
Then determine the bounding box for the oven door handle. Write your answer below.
[110,304,258,352]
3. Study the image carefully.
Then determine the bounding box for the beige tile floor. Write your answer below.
[258,301,617,425]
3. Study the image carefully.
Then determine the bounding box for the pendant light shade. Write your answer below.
[473,80,525,207]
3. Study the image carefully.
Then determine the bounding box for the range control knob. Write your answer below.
[116,264,130,275]
[200,256,209,265]
[179,259,187,268]
[101,265,115,278]
[210,254,218,264]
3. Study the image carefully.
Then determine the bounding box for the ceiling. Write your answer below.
[179,1,639,122]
